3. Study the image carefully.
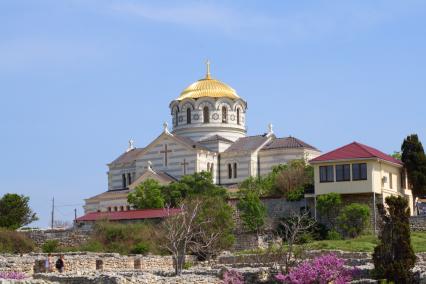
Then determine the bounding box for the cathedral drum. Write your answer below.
[169,61,247,143]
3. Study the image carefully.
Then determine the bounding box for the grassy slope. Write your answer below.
[307,232,426,253]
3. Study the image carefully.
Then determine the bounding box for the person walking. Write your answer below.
[55,255,65,273]
[44,253,53,272]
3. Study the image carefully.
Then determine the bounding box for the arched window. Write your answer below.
[203,107,210,123]
[233,163,238,178]
[114,206,118,212]
[127,205,131,211]
[228,163,232,179]
[120,206,124,211]
[175,111,179,127]
[210,163,214,173]
[207,162,210,171]
[127,173,132,185]
[237,108,240,125]
[108,207,111,212]
[222,106,228,123]
[187,108,191,124]
[122,174,126,188]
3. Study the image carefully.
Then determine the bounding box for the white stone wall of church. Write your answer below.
[108,165,136,191]
[199,140,233,153]
[173,126,246,143]
[196,152,219,182]
[135,137,199,180]
[220,153,253,185]
[258,148,321,177]
[258,149,304,176]
[171,97,247,143]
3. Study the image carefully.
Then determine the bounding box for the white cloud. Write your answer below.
[109,1,426,43]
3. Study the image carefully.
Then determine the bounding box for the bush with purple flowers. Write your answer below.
[275,254,357,284]
[222,269,244,284]
[0,271,28,280]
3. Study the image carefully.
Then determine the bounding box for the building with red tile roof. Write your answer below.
[307,141,414,227]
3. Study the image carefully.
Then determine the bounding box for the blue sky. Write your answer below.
[1,0,425,227]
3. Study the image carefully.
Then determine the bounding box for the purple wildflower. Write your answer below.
[0,271,28,280]
[275,254,357,284]
[222,269,244,284]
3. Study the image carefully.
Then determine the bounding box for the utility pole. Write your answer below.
[74,208,77,223]
[51,197,55,230]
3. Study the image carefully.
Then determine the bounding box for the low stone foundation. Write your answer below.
[21,229,90,248]
[410,215,426,231]
[0,253,197,275]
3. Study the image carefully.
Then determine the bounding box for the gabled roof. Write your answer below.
[129,170,177,189]
[262,136,319,151]
[224,135,270,153]
[109,148,145,165]
[310,141,403,166]
[85,189,130,202]
[173,134,210,151]
[199,135,234,144]
[76,208,181,222]
[109,132,212,167]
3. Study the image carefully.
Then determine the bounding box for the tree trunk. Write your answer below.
[175,249,186,276]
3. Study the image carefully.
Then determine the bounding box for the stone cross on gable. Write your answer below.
[181,158,189,175]
[160,144,172,167]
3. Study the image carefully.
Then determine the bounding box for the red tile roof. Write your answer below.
[310,142,403,166]
[76,208,181,222]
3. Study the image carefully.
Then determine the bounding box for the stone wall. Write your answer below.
[228,197,306,232]
[22,229,90,248]
[0,253,197,275]
[410,215,426,231]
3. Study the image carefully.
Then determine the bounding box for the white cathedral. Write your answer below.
[84,62,321,213]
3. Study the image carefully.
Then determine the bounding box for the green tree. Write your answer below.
[401,134,426,198]
[162,171,227,206]
[0,193,38,229]
[275,160,314,201]
[337,203,370,238]
[160,172,234,260]
[373,196,416,283]
[192,195,235,260]
[316,192,342,229]
[128,179,165,209]
[239,176,273,196]
[237,189,267,234]
[391,151,402,160]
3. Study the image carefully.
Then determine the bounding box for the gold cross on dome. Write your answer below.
[205,59,211,79]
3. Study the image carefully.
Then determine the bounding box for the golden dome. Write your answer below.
[177,61,240,101]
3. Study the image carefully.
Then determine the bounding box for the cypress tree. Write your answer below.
[373,196,416,283]
[401,134,426,197]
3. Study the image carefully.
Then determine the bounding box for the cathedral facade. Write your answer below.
[84,63,321,213]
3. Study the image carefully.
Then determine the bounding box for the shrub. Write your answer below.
[131,242,150,255]
[373,196,416,283]
[0,271,27,280]
[237,189,266,234]
[326,229,342,240]
[277,217,327,242]
[89,221,164,255]
[316,193,342,229]
[183,261,193,270]
[337,203,370,238]
[222,269,244,284]
[0,229,35,253]
[79,240,103,252]
[275,254,357,284]
[42,240,60,253]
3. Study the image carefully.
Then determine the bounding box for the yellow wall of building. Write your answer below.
[313,158,414,215]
